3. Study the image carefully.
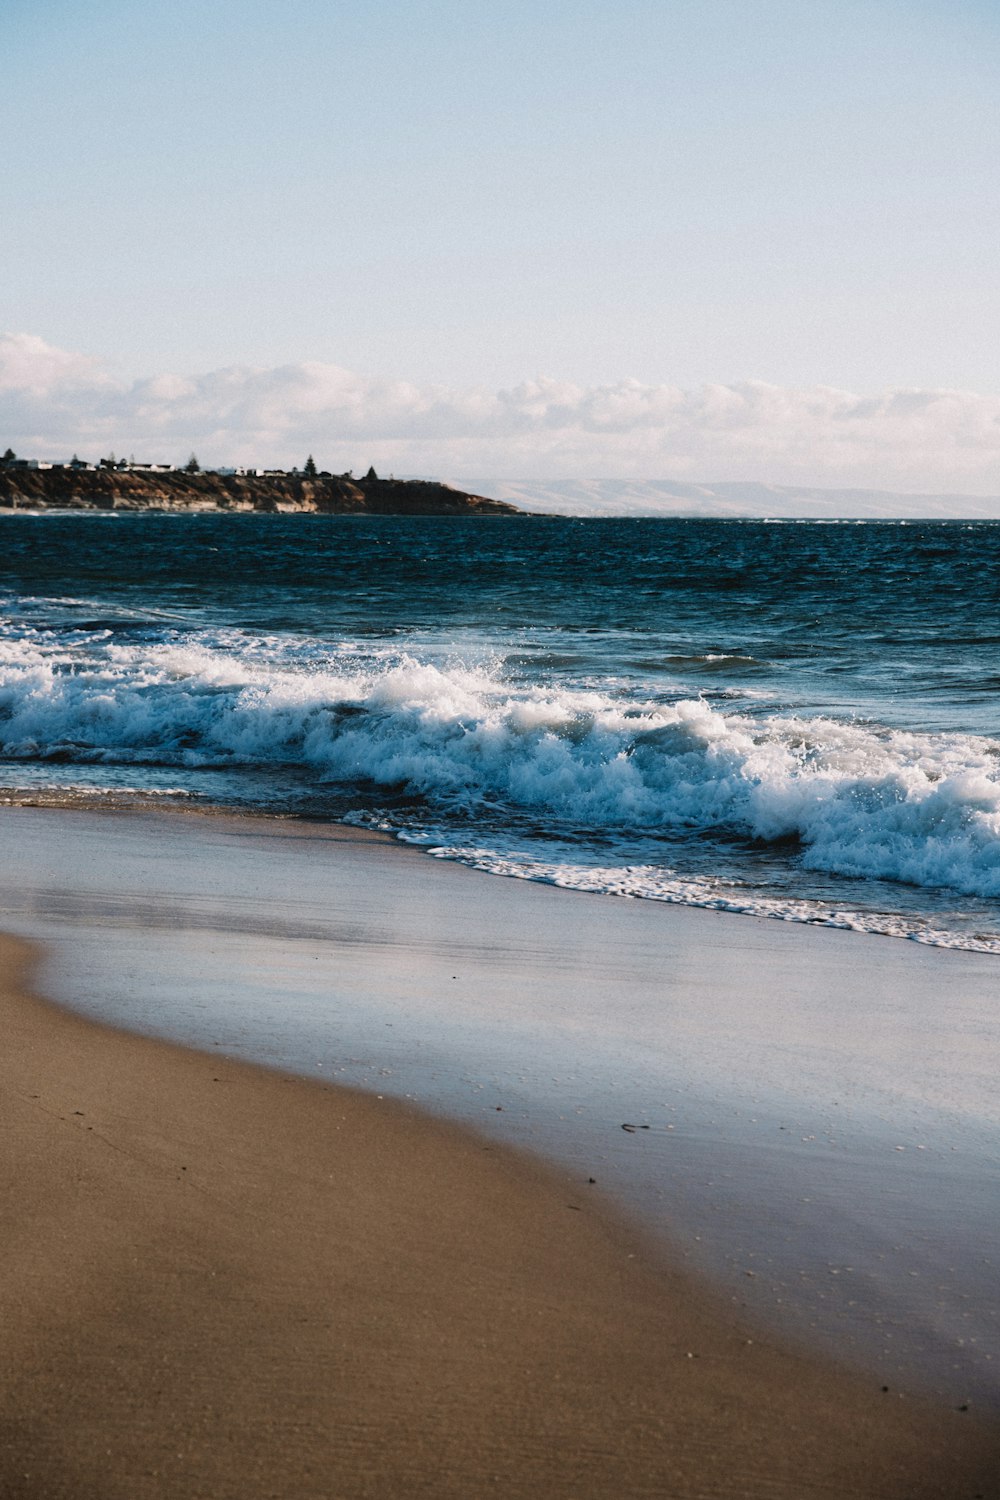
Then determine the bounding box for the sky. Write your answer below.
[4,0,1000,488]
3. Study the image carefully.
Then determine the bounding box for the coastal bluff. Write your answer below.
[0,466,521,516]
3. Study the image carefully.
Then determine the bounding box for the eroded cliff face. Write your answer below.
[0,468,520,516]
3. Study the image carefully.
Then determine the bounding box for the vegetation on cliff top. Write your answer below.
[0,459,520,516]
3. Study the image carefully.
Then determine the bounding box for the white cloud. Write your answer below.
[0,332,109,397]
[3,332,1000,493]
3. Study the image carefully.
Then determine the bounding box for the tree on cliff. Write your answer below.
[365,466,378,481]
[1,448,15,466]
[185,453,200,474]
[304,454,317,477]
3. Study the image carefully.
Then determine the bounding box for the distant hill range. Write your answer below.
[0,465,519,516]
[450,477,1000,520]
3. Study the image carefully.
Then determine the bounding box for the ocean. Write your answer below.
[2,512,999,952]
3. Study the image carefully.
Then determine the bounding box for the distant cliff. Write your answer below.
[0,467,521,516]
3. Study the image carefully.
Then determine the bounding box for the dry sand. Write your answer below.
[1,934,997,1499]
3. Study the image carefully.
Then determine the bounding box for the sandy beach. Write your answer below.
[1,805,999,1495]
[1,927,997,1500]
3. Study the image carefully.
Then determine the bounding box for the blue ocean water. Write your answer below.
[1,513,998,949]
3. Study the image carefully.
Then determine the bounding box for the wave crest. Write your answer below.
[2,628,999,899]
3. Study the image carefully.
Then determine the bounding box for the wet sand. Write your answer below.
[2,930,998,1499]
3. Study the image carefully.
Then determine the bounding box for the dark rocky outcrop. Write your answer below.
[0,467,520,516]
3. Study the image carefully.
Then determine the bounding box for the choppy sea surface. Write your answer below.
[1,513,998,951]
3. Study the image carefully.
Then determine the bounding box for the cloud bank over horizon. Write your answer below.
[4,332,1000,495]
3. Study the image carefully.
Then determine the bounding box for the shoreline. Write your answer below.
[2,804,999,1411]
[3,783,998,957]
[2,930,997,1498]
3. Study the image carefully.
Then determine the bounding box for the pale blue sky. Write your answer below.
[5,0,999,393]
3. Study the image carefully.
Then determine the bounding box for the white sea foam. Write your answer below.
[1,627,1000,905]
[409,844,1000,952]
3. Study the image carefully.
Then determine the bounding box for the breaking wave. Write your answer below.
[2,625,1000,907]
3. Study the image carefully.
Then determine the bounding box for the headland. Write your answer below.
[0,461,520,515]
